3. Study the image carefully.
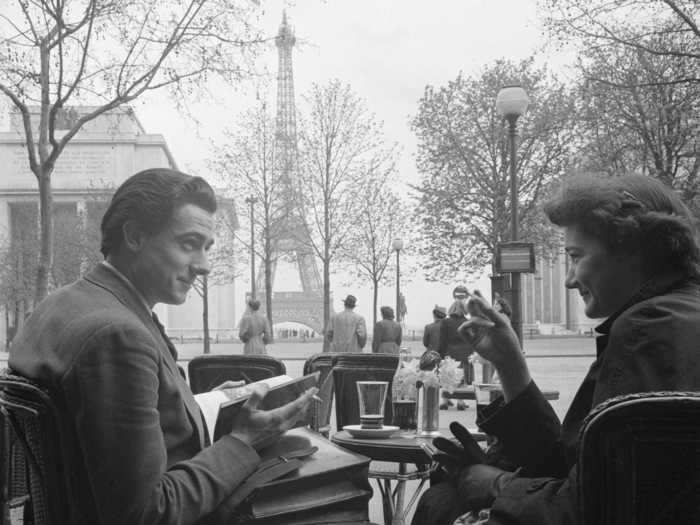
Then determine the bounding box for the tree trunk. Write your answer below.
[372,279,378,328]
[202,275,210,354]
[264,250,274,344]
[34,170,53,305]
[322,256,331,352]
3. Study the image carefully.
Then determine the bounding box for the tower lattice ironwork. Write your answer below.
[257,12,324,333]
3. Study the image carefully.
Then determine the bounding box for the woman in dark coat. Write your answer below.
[413,174,700,525]
[438,299,475,409]
[372,306,402,354]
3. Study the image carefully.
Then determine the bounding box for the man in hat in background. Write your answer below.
[452,285,470,303]
[423,305,447,353]
[327,294,367,352]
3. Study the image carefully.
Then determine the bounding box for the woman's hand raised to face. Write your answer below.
[457,292,531,402]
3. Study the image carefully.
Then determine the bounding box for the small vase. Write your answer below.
[417,384,441,437]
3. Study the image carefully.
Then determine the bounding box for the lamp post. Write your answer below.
[244,195,257,300]
[496,85,529,344]
[392,238,404,321]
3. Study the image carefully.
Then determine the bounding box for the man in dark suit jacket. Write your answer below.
[422,305,446,353]
[9,168,315,525]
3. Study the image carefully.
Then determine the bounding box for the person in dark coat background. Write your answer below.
[438,299,475,410]
[413,174,700,525]
[372,305,402,354]
[422,305,446,353]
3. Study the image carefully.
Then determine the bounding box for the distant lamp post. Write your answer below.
[496,85,529,344]
[244,195,257,300]
[392,238,404,321]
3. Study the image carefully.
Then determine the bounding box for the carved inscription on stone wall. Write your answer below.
[9,146,115,180]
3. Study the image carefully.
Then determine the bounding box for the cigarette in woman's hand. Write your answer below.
[312,394,323,404]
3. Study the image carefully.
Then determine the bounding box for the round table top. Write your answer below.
[331,428,487,465]
[331,430,435,464]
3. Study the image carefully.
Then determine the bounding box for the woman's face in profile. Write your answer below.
[563,225,644,319]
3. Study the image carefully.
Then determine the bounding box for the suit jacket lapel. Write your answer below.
[84,264,208,448]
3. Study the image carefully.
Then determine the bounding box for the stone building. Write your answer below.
[0,106,237,348]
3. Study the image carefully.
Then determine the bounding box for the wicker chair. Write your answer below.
[303,352,340,390]
[187,354,286,394]
[578,391,700,525]
[0,370,74,524]
[303,353,340,436]
[332,353,399,430]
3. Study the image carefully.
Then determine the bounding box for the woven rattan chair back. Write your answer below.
[187,354,286,394]
[0,370,73,525]
[303,352,340,389]
[303,353,340,436]
[578,391,700,525]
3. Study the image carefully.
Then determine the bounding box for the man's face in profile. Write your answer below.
[131,203,215,307]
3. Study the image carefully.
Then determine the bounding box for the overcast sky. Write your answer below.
[137,0,558,188]
[130,0,574,329]
[0,0,570,329]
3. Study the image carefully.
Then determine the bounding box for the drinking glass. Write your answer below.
[356,381,388,429]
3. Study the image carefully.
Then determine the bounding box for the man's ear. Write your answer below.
[122,221,146,252]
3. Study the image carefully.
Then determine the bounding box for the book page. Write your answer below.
[212,372,319,441]
[195,390,229,439]
[193,374,308,439]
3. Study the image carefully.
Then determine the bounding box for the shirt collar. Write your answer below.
[100,260,152,316]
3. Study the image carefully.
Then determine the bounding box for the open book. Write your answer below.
[194,372,320,441]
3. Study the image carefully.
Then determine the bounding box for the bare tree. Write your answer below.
[576,38,700,210]
[0,0,264,304]
[210,99,293,333]
[0,195,107,343]
[190,203,241,353]
[339,182,409,327]
[539,0,699,85]
[296,80,398,348]
[411,59,580,281]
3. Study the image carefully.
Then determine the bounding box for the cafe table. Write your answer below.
[331,427,487,525]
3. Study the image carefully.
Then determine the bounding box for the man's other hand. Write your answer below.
[229,384,318,450]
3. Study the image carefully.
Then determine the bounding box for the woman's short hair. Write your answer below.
[544,174,700,278]
[380,306,395,320]
[448,299,469,317]
[100,168,217,257]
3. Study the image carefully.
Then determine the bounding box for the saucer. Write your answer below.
[343,424,399,439]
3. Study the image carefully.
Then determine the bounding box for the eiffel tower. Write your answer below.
[257,12,325,334]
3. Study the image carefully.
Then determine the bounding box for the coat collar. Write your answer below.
[84,263,208,447]
[595,271,692,353]
[85,263,152,322]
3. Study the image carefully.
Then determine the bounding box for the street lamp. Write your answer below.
[392,238,404,321]
[244,195,257,300]
[496,85,529,344]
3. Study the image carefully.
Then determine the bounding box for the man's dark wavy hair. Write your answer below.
[544,174,700,278]
[100,168,217,257]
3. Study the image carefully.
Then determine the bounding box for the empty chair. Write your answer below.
[578,391,700,525]
[0,370,74,524]
[303,352,340,389]
[332,353,399,430]
[187,354,286,394]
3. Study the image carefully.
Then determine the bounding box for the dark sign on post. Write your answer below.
[495,242,535,273]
